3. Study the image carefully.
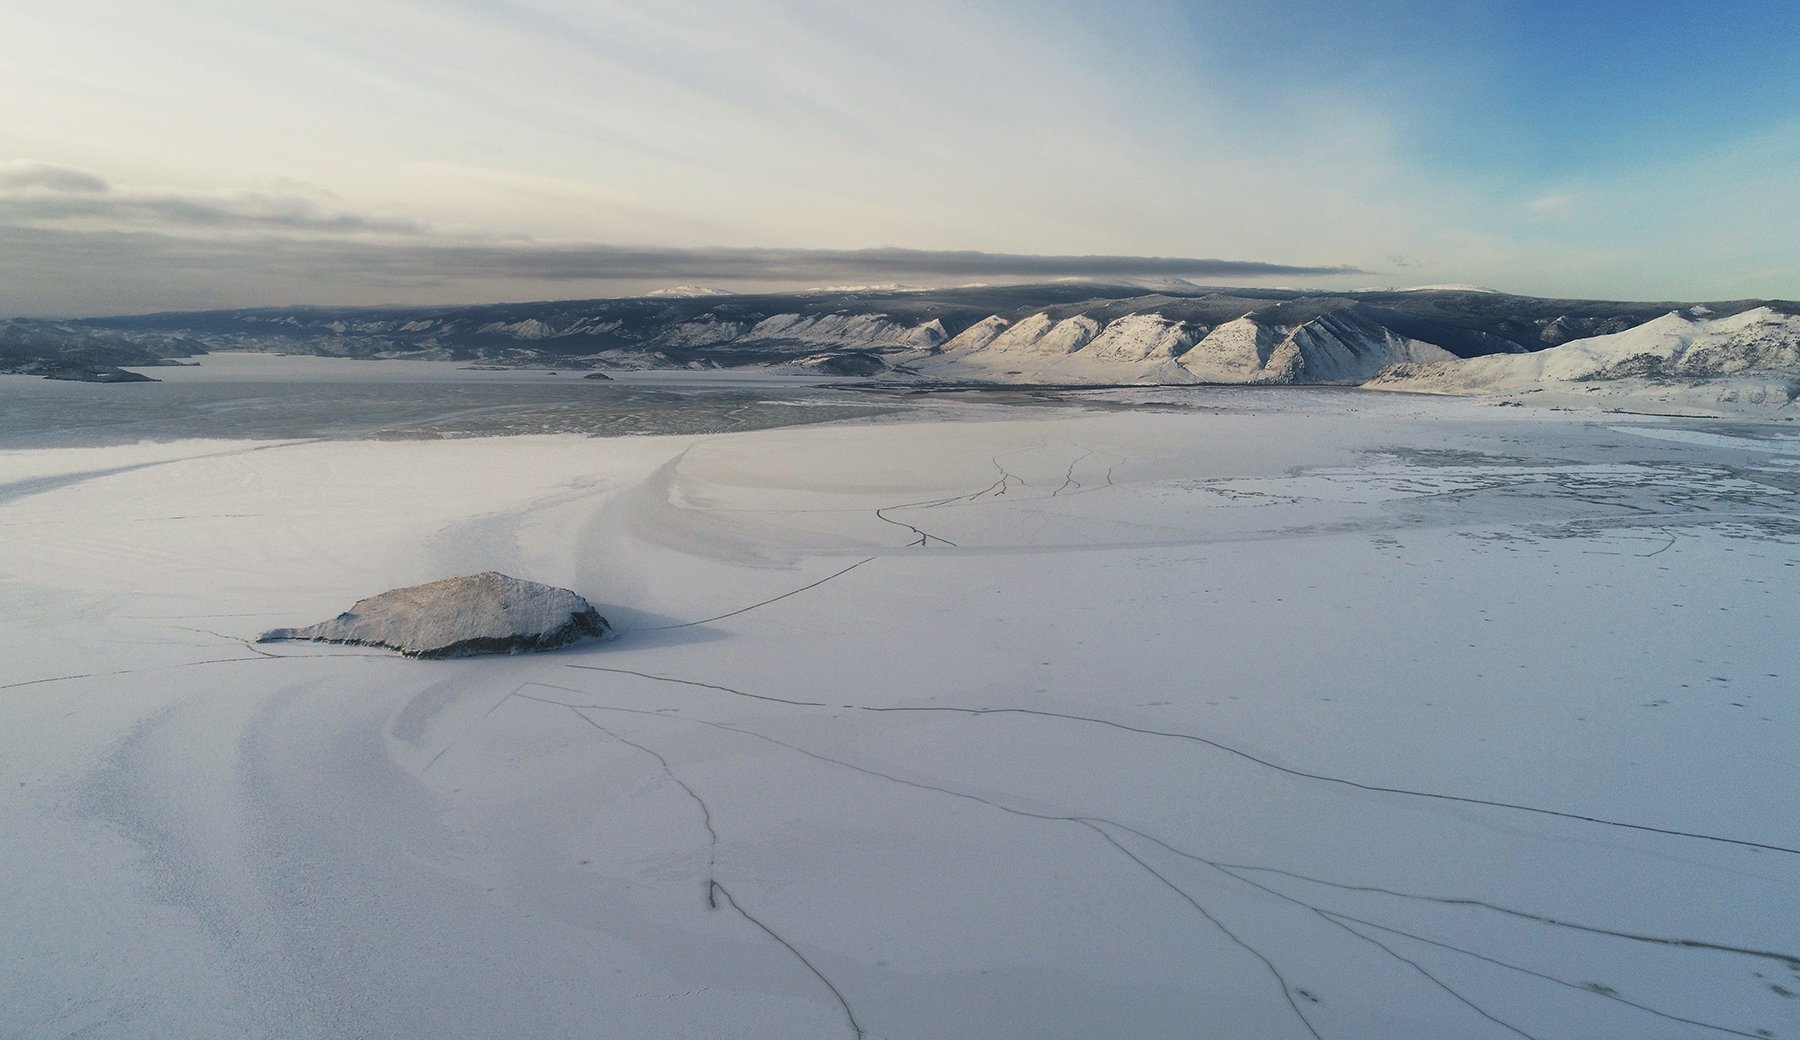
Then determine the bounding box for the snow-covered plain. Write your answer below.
[3,365,1798,1039]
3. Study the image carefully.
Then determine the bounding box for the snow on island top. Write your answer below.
[259,572,612,658]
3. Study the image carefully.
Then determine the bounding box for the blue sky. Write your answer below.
[1,0,1795,313]
[1197,0,1800,172]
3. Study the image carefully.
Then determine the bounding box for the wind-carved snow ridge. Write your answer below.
[928,313,1202,383]
[1178,315,1279,379]
[1271,313,1456,383]
[735,313,944,349]
[259,572,612,658]
[978,313,1102,356]
[476,318,557,340]
[1082,313,1197,363]
[657,317,754,348]
[920,309,1464,386]
[1176,313,1454,384]
[939,315,1010,352]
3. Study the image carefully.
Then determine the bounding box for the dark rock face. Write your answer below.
[43,367,158,383]
[259,572,612,658]
[794,351,887,376]
[1,318,199,381]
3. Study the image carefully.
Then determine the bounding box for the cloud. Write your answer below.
[0,223,1358,310]
[7,3,1796,307]
[0,161,110,193]
[0,162,423,235]
[1525,193,1576,216]
[382,243,1360,282]
[0,164,1364,313]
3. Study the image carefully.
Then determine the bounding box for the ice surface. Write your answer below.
[3,372,1797,1039]
[0,352,899,446]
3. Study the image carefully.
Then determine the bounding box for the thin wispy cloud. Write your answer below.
[0,162,422,235]
[395,243,1359,283]
[0,161,110,194]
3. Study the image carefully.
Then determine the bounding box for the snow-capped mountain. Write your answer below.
[1369,306,1800,414]
[920,307,1460,385]
[926,312,1193,383]
[1376,307,1800,385]
[4,284,1794,404]
[1185,311,1456,383]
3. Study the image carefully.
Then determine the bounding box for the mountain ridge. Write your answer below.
[4,283,1795,412]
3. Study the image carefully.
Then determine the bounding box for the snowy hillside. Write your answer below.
[924,311,1198,383]
[919,308,1458,385]
[7,283,1795,397]
[1179,312,1455,383]
[1370,307,1800,416]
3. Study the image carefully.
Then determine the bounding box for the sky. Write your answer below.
[2,0,1797,315]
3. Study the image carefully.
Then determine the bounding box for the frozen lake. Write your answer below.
[3,359,1797,1039]
[0,353,905,446]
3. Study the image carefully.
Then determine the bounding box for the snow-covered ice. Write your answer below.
[2,369,1797,1039]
